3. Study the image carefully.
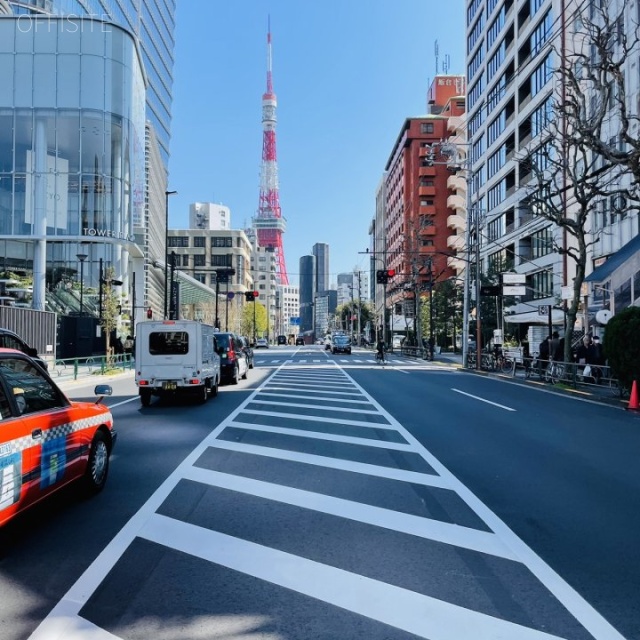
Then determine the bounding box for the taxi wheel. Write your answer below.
[84,432,109,494]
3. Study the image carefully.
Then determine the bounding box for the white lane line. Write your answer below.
[257,391,372,405]
[226,421,412,452]
[247,399,380,415]
[209,439,447,487]
[107,397,139,409]
[451,388,516,412]
[183,466,516,560]
[237,408,392,429]
[140,514,565,640]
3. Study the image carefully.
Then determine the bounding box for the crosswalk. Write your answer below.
[29,364,623,640]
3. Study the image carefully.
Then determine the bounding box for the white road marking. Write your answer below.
[238,408,392,429]
[182,466,518,560]
[226,421,412,452]
[257,390,372,404]
[209,439,447,487]
[451,388,516,411]
[247,399,380,414]
[140,514,565,640]
[107,397,139,409]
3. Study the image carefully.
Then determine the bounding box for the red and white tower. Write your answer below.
[255,21,288,284]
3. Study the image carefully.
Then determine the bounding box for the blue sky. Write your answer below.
[169,0,465,286]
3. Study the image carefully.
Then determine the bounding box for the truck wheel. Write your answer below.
[210,375,219,397]
[198,383,208,404]
[140,389,152,407]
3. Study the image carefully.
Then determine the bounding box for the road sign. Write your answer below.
[502,273,526,284]
[480,285,501,296]
[227,291,235,299]
[538,305,549,316]
[289,316,300,326]
[502,285,526,295]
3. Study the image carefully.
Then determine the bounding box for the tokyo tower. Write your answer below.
[255,20,289,284]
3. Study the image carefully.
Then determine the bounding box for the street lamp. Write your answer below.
[164,189,177,319]
[76,253,88,316]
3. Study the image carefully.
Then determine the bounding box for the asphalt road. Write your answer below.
[1,345,638,640]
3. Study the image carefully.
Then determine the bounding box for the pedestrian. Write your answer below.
[591,335,604,383]
[575,335,597,383]
[124,335,134,355]
[550,331,560,360]
[553,334,565,362]
[539,335,550,368]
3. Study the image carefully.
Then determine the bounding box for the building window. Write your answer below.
[211,254,232,267]
[531,227,553,258]
[168,236,189,248]
[531,54,553,96]
[530,270,553,299]
[213,237,233,248]
[193,254,206,267]
[420,123,434,134]
[194,237,206,248]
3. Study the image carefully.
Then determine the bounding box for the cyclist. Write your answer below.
[376,338,386,363]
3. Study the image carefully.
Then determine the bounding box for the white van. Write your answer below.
[134,320,221,406]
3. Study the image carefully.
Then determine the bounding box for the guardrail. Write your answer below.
[464,354,626,399]
[50,354,134,381]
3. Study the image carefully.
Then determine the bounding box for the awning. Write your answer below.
[504,309,565,324]
[584,234,640,283]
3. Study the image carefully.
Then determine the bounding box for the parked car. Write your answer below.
[295,336,305,346]
[238,335,254,368]
[277,335,287,345]
[215,332,249,384]
[332,335,352,355]
[255,338,269,349]
[0,328,48,370]
[0,348,115,528]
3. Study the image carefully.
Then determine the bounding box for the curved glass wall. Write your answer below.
[0,16,145,311]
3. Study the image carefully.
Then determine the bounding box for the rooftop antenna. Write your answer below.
[434,40,439,76]
[443,54,450,74]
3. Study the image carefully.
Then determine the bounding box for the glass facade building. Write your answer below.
[0,16,145,310]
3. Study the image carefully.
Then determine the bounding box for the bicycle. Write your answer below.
[544,359,566,384]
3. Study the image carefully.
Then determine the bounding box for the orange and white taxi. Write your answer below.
[0,348,116,528]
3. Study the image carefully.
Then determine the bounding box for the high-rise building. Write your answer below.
[312,243,329,295]
[384,76,466,323]
[299,255,315,333]
[466,0,639,333]
[0,1,177,338]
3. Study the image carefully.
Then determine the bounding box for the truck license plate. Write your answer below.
[162,381,177,390]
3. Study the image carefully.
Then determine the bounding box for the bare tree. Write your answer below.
[521,0,638,360]
[563,1,640,190]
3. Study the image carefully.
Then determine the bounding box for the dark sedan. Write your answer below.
[331,335,352,355]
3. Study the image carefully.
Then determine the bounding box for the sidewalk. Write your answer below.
[52,361,135,392]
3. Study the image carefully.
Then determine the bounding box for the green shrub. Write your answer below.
[602,306,640,390]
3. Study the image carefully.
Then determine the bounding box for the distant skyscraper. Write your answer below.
[190,203,231,230]
[312,243,329,294]
[299,255,315,333]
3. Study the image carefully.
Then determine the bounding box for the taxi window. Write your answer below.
[0,384,10,419]
[149,331,189,355]
[0,357,66,415]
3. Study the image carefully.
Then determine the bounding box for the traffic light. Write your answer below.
[146,308,153,319]
[245,291,255,302]
[376,269,396,284]
[253,291,259,298]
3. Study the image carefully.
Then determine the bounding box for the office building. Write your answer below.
[299,254,315,334]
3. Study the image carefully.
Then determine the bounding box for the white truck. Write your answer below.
[134,320,221,407]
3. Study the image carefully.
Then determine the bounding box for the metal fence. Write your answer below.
[0,306,57,360]
[50,354,134,382]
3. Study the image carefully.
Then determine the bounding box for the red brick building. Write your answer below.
[384,76,466,322]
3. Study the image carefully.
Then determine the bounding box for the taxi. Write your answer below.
[0,348,116,528]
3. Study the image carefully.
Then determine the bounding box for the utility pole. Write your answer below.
[357,271,362,346]
[427,256,434,360]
